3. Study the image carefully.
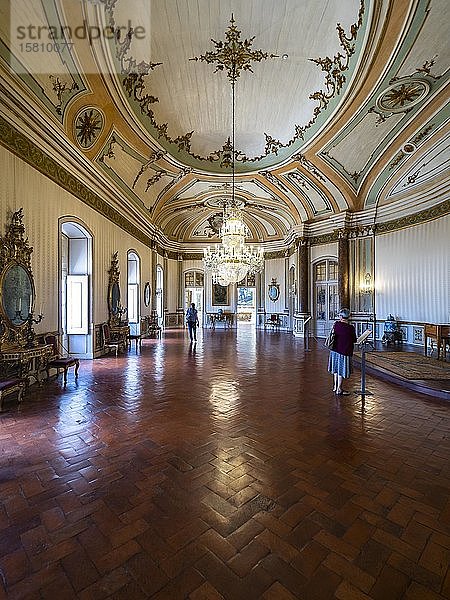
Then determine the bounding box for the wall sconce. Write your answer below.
[361,272,373,294]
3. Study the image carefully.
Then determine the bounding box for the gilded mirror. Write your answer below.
[144,282,150,307]
[107,252,121,326]
[2,263,34,325]
[0,208,36,349]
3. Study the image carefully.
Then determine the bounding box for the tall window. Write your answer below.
[127,251,140,327]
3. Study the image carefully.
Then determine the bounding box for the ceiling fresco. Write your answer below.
[0,0,448,250]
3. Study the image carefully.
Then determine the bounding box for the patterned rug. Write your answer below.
[356,351,450,380]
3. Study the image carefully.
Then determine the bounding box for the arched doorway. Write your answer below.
[127,251,140,335]
[60,220,93,358]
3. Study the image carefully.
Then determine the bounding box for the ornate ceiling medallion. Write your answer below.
[189,14,278,84]
[376,78,430,113]
[74,107,104,149]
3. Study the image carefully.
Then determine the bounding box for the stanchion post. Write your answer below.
[355,330,373,405]
[304,316,312,352]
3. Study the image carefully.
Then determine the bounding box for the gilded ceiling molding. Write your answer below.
[375,200,450,234]
[108,1,365,168]
[0,115,153,249]
[283,172,333,217]
[388,125,435,171]
[292,153,326,183]
[155,168,192,205]
[320,29,447,192]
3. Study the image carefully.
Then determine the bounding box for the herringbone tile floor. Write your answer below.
[1,327,449,599]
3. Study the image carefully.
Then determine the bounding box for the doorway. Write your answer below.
[313,258,338,338]
[184,270,204,325]
[60,221,92,358]
[237,286,256,325]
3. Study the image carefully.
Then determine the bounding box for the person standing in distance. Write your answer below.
[328,308,357,395]
[186,302,199,342]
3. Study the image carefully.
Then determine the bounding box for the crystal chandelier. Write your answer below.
[203,203,264,285]
[201,16,265,286]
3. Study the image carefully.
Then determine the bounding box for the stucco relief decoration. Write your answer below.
[193,213,224,239]
[132,150,167,190]
[49,75,79,115]
[74,107,104,149]
[369,74,432,125]
[106,1,365,167]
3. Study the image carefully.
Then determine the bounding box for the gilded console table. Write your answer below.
[207,312,235,329]
[0,344,53,386]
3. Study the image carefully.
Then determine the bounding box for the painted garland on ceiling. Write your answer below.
[105,0,365,173]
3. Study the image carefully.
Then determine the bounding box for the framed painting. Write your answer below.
[212,283,229,306]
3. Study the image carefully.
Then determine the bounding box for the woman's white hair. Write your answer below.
[339,308,350,319]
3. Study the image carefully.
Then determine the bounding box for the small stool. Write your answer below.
[128,334,142,351]
[0,379,25,411]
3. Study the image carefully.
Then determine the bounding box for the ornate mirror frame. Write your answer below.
[0,208,36,350]
[143,281,151,307]
[107,251,121,327]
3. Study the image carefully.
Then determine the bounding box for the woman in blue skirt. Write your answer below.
[328,308,357,395]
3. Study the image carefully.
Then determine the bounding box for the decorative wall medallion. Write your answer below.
[193,213,223,238]
[75,107,104,149]
[376,78,430,113]
[268,278,280,302]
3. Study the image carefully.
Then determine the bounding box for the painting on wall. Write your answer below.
[238,287,254,308]
[212,283,229,306]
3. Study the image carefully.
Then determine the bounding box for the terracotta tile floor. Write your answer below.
[1,327,449,599]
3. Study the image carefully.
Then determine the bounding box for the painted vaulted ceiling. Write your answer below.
[0,0,448,251]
